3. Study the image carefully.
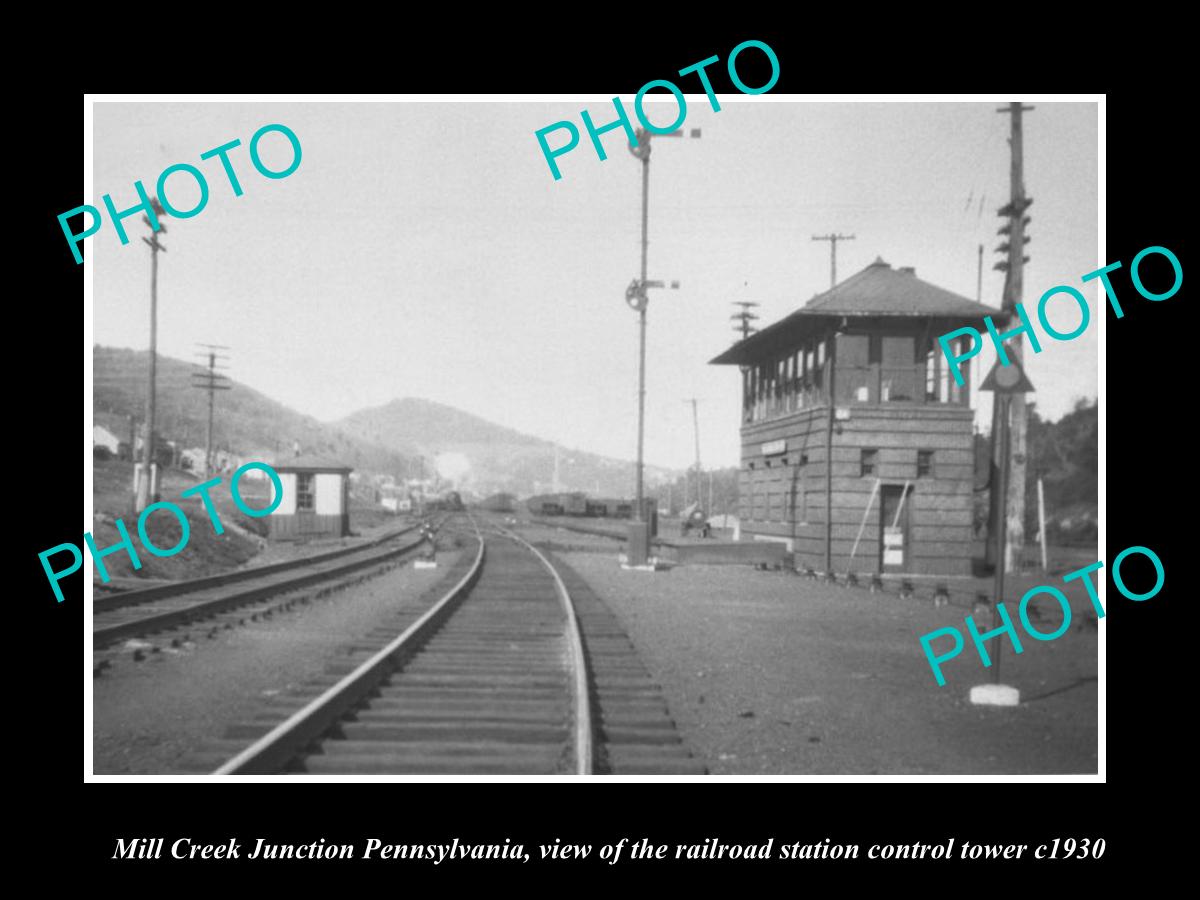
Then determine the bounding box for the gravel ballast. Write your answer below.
[558,550,1098,775]
[92,550,464,775]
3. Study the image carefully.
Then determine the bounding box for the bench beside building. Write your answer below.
[710,258,1002,576]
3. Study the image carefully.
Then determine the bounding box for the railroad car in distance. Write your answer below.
[427,491,465,512]
[592,498,634,518]
[477,492,517,513]
[527,492,633,519]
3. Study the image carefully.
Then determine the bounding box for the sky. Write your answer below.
[91,99,1098,471]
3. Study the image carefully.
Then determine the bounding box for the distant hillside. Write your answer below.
[93,346,412,476]
[1027,398,1098,542]
[337,397,678,498]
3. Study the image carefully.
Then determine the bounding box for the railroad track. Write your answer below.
[194,516,703,775]
[93,519,437,656]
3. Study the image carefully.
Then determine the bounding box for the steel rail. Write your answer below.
[494,525,594,776]
[94,519,428,613]
[93,534,430,650]
[211,517,487,775]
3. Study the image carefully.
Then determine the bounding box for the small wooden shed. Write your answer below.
[268,455,352,540]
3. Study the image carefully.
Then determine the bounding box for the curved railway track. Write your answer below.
[93,519,437,653]
[198,516,704,775]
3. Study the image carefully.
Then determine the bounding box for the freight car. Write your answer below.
[477,492,516,513]
[527,492,633,519]
[560,493,587,516]
[595,498,634,519]
[528,495,565,516]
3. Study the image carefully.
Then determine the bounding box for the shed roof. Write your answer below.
[711,257,1005,365]
[272,454,353,473]
[93,411,132,438]
[93,424,121,442]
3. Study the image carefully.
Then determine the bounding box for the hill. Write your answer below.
[1026,397,1098,542]
[337,397,678,498]
[93,346,412,476]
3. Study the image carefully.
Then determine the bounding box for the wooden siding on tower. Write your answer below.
[737,402,975,575]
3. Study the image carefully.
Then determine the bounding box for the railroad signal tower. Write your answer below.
[623,124,699,567]
[711,258,999,577]
[988,102,1035,574]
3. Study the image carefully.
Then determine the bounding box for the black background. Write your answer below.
[18,21,1184,886]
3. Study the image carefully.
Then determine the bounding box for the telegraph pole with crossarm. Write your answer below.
[135,199,168,513]
[191,345,232,479]
[812,233,855,288]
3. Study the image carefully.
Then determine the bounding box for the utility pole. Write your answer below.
[976,355,1032,706]
[812,233,855,288]
[732,293,759,444]
[1037,475,1048,572]
[191,345,231,479]
[136,200,168,513]
[731,296,760,342]
[976,243,984,302]
[683,398,702,508]
[989,102,1034,573]
[975,244,984,398]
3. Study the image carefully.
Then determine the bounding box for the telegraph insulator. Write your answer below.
[996,197,1033,217]
[997,216,1031,236]
[996,238,1031,255]
[992,256,1030,272]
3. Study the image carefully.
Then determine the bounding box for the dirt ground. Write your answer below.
[513,520,1099,775]
[91,549,463,774]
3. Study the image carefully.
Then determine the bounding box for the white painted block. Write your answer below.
[969,684,1020,706]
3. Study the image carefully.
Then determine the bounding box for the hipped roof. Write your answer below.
[711,257,1004,365]
[272,454,353,473]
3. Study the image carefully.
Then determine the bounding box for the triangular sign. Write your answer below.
[980,357,1035,394]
